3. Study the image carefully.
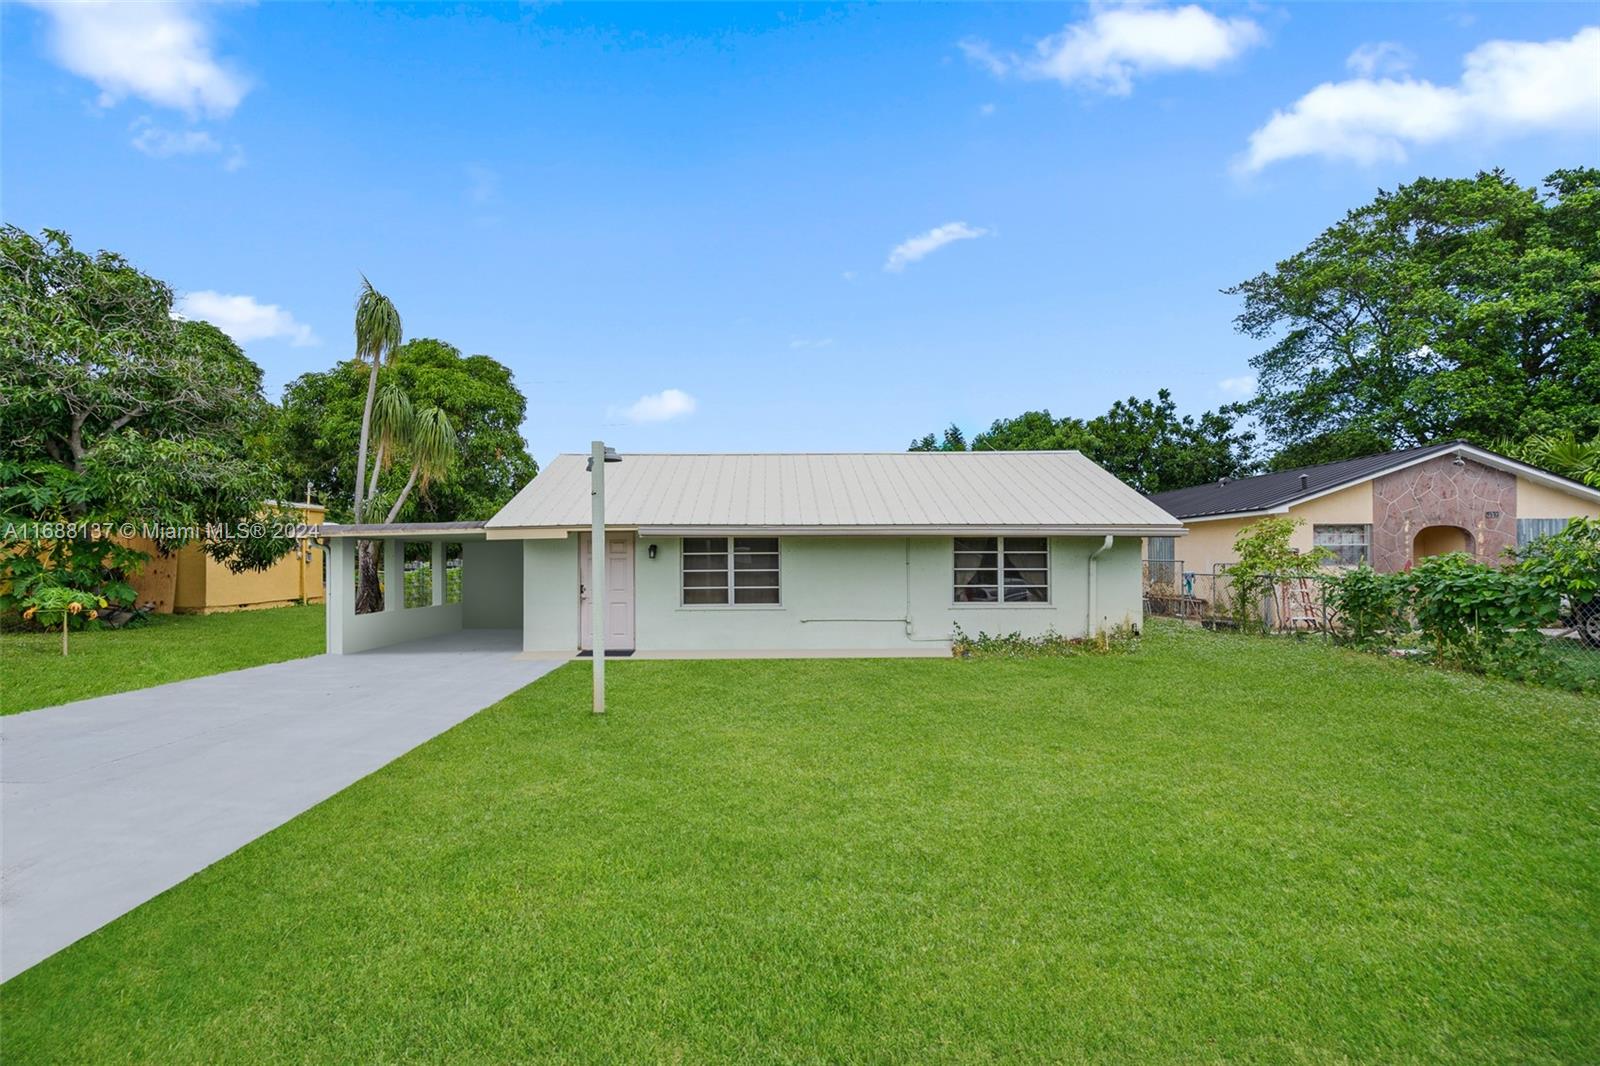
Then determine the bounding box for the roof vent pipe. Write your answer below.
[1300,474,1309,490]
[1218,477,1229,487]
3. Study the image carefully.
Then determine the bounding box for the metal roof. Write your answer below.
[1147,440,1600,520]
[486,452,1185,535]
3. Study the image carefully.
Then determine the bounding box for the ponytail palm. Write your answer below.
[351,277,403,522]
[383,406,457,523]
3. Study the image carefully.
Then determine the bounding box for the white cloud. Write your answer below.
[130,122,221,159]
[884,222,989,273]
[1218,374,1257,398]
[978,102,997,117]
[617,388,697,423]
[1240,27,1600,172]
[963,4,1264,95]
[176,292,318,347]
[1345,41,1413,78]
[25,0,249,117]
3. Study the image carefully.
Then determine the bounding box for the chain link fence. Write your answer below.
[1142,560,1599,692]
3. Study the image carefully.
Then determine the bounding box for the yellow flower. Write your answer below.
[68,601,83,615]
[87,609,99,620]
[22,606,36,620]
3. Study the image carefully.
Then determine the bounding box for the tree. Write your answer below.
[1228,168,1600,454]
[0,226,293,617]
[1264,425,1394,471]
[351,277,403,524]
[907,390,1257,494]
[273,338,537,523]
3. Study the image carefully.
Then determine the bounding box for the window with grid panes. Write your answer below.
[681,537,780,605]
[953,536,1049,603]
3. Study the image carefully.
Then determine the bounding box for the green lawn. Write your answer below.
[1,604,324,715]
[4,623,1598,1062]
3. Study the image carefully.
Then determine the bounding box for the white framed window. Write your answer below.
[953,536,1049,604]
[681,537,780,606]
[1313,524,1370,566]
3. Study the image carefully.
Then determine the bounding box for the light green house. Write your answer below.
[321,451,1184,657]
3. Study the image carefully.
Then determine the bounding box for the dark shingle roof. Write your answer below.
[1148,441,1467,519]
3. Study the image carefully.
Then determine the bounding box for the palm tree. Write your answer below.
[350,278,402,613]
[352,276,403,522]
[383,406,457,522]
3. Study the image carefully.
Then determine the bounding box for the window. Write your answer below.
[681,537,780,605]
[953,536,1049,603]
[1313,524,1370,566]
[1517,517,1568,549]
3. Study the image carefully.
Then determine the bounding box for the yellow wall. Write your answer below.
[1148,482,1374,576]
[125,503,327,614]
[1517,476,1600,520]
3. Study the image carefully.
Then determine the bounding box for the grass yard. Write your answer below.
[0,604,324,716]
[4,623,1598,1062]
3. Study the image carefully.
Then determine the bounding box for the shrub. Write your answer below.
[951,622,1139,659]
[1222,517,1330,631]
[1324,565,1409,647]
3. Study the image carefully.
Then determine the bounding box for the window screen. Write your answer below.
[1313,524,1370,566]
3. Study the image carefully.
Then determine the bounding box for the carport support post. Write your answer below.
[430,540,445,606]
[385,539,404,613]
[591,440,607,714]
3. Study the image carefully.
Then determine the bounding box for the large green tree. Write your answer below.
[1228,168,1600,457]
[910,390,1256,494]
[274,338,537,524]
[0,226,294,614]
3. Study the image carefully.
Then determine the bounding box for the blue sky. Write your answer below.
[4,3,1596,464]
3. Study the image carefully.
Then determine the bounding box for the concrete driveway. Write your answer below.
[1,629,565,980]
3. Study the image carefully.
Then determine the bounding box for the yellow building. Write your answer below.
[1145,442,1600,578]
[126,502,327,614]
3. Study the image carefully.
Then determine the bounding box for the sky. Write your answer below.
[4,2,1597,466]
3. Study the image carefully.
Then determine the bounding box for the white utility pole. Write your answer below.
[589,440,621,714]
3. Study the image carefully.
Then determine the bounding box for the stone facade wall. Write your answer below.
[1370,456,1517,572]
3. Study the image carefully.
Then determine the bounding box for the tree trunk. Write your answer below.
[383,463,420,524]
[355,540,384,614]
[62,613,69,657]
[354,360,380,522]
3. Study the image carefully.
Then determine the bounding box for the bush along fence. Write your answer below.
[1144,517,1600,694]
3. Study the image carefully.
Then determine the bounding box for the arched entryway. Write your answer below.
[1413,525,1474,561]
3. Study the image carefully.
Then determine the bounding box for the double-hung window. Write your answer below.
[953,536,1049,603]
[1312,524,1370,566]
[681,537,780,605]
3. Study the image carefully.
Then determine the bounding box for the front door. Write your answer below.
[578,534,635,651]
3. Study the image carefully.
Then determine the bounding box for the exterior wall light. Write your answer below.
[648,543,658,560]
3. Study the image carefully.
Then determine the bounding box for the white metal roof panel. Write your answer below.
[487,452,1184,535]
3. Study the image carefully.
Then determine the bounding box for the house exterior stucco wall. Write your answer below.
[1516,476,1600,521]
[520,534,1143,654]
[462,540,522,628]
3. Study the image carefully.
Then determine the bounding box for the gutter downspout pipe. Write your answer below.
[1087,535,1115,639]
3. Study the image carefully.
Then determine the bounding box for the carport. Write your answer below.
[320,522,524,654]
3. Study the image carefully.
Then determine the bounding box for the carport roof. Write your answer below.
[485,451,1185,536]
[316,521,487,539]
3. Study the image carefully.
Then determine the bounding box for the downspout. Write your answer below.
[1087,535,1114,638]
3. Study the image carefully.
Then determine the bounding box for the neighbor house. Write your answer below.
[126,500,327,614]
[319,451,1185,656]
[1144,441,1600,579]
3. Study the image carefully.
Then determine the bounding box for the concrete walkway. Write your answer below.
[1,630,565,980]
